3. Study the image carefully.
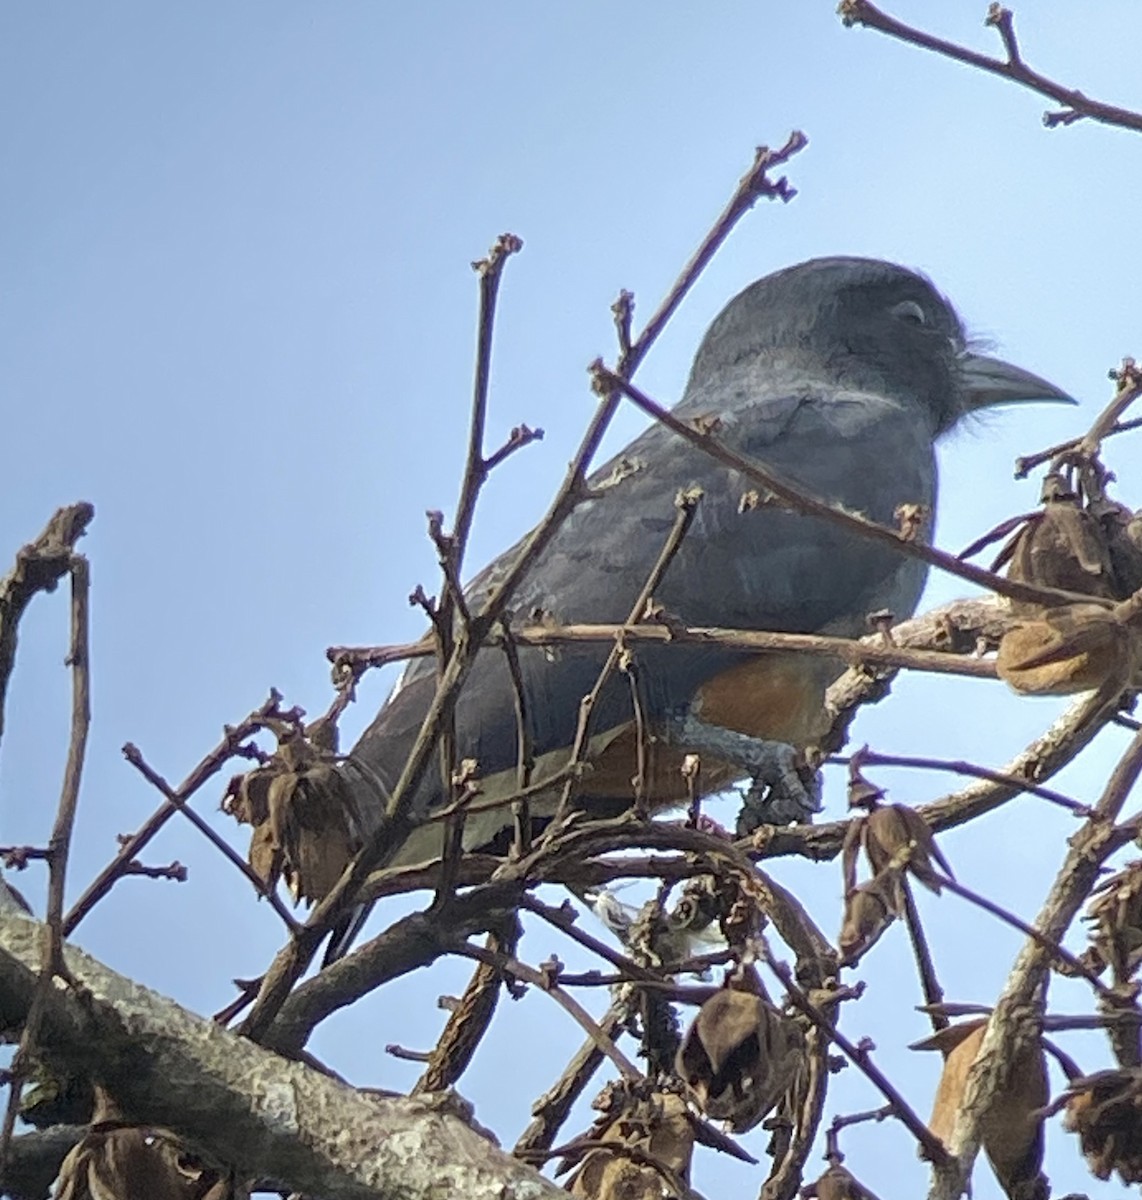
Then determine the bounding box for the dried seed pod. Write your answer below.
[1004,474,1117,611]
[567,1088,695,1200]
[1084,861,1142,983]
[996,602,1135,696]
[864,803,953,894]
[1091,498,1142,599]
[808,1161,877,1199]
[1062,1068,1142,1184]
[913,1019,1048,1200]
[225,732,371,907]
[54,1087,240,1200]
[266,762,360,903]
[675,989,804,1133]
[838,872,900,967]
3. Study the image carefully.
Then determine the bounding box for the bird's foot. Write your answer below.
[736,747,822,833]
[667,712,821,831]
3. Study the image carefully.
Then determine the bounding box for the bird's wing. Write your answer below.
[348,384,935,829]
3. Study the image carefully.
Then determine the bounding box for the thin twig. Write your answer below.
[63,692,296,936]
[0,503,94,745]
[330,619,1005,681]
[450,941,641,1079]
[517,893,670,986]
[238,134,809,1042]
[554,487,702,822]
[759,686,1117,864]
[838,1,1142,133]
[121,743,300,932]
[873,818,1109,998]
[515,1002,629,1157]
[900,878,948,1035]
[498,620,535,856]
[1015,415,1142,479]
[1078,360,1142,458]
[825,749,1090,815]
[431,235,524,903]
[761,946,950,1165]
[593,365,1112,612]
[0,551,91,1171]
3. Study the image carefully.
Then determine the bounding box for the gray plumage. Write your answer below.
[344,257,1069,875]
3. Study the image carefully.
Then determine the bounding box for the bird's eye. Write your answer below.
[891,300,928,326]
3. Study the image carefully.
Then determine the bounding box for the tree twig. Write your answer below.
[0,503,93,745]
[838,1,1142,133]
[238,135,811,1043]
[0,549,91,1172]
[592,365,1111,612]
[63,692,298,936]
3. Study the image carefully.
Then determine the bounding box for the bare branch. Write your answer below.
[239,136,810,1041]
[0,550,91,1171]
[839,1,1142,134]
[593,364,1109,611]
[63,692,298,936]
[0,503,93,744]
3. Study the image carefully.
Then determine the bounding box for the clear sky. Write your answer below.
[2,3,1141,1197]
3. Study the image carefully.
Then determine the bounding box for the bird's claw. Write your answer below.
[736,741,822,833]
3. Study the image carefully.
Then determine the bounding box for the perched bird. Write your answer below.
[319,257,1070,952]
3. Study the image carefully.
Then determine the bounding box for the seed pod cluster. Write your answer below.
[225,729,371,906]
[839,763,953,964]
[995,601,1139,697]
[838,871,900,967]
[1062,1068,1142,1184]
[805,1161,878,1199]
[1000,472,1120,610]
[995,470,1142,697]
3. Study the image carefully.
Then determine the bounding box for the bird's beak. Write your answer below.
[957,350,1076,411]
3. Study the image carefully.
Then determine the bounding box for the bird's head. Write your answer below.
[688,256,1073,434]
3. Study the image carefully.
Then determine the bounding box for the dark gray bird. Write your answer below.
[340,256,1068,900]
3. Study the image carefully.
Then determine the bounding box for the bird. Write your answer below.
[319,257,1071,954]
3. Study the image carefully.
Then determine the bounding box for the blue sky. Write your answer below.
[3,3,1142,1196]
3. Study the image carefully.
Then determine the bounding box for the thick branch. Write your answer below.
[0,911,564,1200]
[928,726,1142,1199]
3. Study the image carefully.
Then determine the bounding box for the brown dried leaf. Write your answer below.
[810,1161,877,1200]
[838,873,899,967]
[275,766,359,903]
[227,734,367,908]
[1006,479,1117,611]
[914,1019,1048,1199]
[1092,499,1142,599]
[864,804,953,894]
[675,989,804,1133]
[1063,1068,1142,1184]
[224,764,276,827]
